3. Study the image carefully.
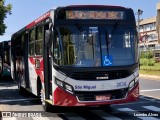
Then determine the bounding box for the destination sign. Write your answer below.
[66,10,125,20]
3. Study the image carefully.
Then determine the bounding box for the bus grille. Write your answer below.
[70,70,130,80]
[75,88,128,102]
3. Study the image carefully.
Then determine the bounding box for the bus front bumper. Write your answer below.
[53,83,139,106]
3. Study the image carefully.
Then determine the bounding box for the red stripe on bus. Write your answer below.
[26,11,50,29]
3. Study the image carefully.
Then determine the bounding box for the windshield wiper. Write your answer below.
[55,27,64,61]
[74,22,82,32]
[111,22,120,34]
[105,32,109,57]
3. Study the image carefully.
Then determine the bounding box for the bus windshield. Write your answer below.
[53,25,138,67]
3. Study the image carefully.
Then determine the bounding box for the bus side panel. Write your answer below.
[28,57,38,95]
[34,57,44,83]
[28,56,44,95]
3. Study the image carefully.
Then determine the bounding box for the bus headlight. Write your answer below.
[129,80,135,90]
[65,83,74,94]
[55,77,74,94]
[135,76,139,83]
[129,76,139,90]
[55,78,63,87]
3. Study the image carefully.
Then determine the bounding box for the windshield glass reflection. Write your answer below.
[53,25,138,67]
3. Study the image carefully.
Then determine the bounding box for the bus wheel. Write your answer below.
[40,89,51,112]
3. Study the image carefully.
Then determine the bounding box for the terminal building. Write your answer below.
[139,2,160,58]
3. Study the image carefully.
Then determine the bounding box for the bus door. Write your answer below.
[43,22,52,100]
[16,35,26,88]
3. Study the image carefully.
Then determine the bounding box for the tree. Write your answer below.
[0,0,12,35]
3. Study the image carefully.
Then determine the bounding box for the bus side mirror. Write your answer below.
[45,30,52,47]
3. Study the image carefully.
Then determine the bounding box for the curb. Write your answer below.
[139,74,160,80]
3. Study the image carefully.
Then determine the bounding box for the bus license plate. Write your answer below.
[96,95,111,101]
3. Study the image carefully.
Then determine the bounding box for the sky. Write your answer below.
[0,0,160,42]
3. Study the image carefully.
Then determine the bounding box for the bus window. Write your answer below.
[53,36,61,64]
[21,35,25,56]
[29,29,35,56]
[124,29,131,48]
[35,25,43,55]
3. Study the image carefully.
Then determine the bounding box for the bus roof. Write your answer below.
[12,10,52,37]
[12,5,132,38]
[65,5,125,9]
[25,5,127,29]
[26,10,51,29]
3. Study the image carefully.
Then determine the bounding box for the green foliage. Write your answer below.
[140,70,160,76]
[140,58,155,66]
[140,54,160,76]
[0,0,12,35]
[140,62,160,71]
[140,51,154,59]
[147,59,155,66]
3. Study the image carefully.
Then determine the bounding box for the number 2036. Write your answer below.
[116,82,127,87]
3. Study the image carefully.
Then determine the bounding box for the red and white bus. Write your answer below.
[11,5,139,111]
[0,40,11,80]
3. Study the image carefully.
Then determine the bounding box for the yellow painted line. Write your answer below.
[45,100,52,104]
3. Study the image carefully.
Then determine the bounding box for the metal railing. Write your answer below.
[152,46,160,50]
[139,46,160,51]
